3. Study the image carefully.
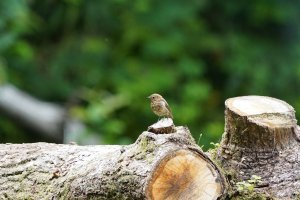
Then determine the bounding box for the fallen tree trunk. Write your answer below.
[216,96,300,199]
[0,124,227,199]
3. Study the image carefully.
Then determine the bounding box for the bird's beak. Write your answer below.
[147,96,150,99]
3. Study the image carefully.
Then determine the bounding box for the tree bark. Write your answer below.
[217,96,300,199]
[0,125,227,199]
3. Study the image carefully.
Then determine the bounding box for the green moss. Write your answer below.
[208,147,238,181]
[207,147,271,200]
[135,136,157,162]
[230,192,268,200]
[294,192,300,200]
[138,136,156,153]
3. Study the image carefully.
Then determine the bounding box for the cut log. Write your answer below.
[217,96,300,199]
[146,150,223,200]
[0,126,227,200]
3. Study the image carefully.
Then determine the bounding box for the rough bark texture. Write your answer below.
[0,126,226,199]
[217,96,300,199]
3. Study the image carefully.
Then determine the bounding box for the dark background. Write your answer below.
[1,0,300,149]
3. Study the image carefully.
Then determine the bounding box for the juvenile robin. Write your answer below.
[148,93,173,119]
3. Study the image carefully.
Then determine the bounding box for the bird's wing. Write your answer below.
[162,99,173,118]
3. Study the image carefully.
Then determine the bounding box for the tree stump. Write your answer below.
[0,126,227,199]
[217,96,300,199]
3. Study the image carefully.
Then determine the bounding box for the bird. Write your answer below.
[148,93,173,119]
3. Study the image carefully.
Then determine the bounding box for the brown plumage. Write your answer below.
[148,93,173,119]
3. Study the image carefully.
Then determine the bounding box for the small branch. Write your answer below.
[0,84,64,141]
[0,84,102,144]
[147,118,176,134]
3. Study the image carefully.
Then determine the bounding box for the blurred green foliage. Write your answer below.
[1,0,300,149]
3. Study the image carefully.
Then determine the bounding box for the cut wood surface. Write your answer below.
[218,96,300,199]
[223,95,297,150]
[0,124,226,199]
[147,118,176,134]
